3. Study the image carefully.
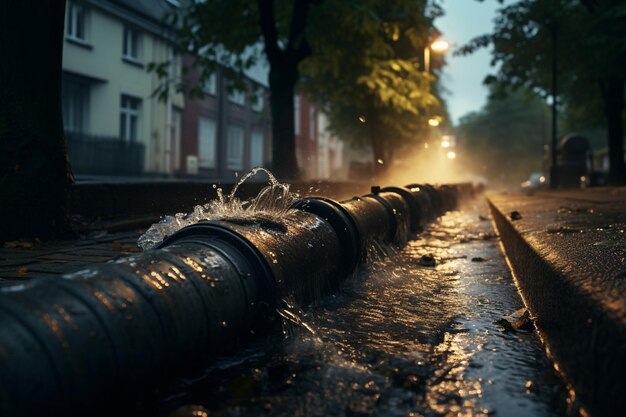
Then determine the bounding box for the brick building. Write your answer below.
[179,56,271,179]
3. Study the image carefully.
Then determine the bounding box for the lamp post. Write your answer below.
[549,21,559,189]
[424,39,449,73]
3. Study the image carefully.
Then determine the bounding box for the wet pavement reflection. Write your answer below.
[129,201,569,417]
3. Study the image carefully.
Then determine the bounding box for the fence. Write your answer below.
[66,132,145,176]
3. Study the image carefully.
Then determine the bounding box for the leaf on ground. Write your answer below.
[3,240,35,249]
[91,230,108,239]
[418,254,436,267]
[111,242,142,253]
[495,309,533,333]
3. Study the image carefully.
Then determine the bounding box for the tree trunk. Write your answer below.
[602,78,626,184]
[0,1,73,241]
[268,63,300,179]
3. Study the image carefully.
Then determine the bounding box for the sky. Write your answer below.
[436,0,502,124]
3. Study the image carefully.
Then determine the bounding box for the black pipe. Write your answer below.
[0,182,475,416]
[0,242,263,416]
[291,197,360,276]
[380,186,422,233]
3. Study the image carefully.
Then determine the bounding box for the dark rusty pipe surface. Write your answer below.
[0,182,475,416]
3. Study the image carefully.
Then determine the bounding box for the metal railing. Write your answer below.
[65,132,145,176]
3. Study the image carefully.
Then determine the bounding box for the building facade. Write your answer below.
[179,55,272,179]
[61,0,340,181]
[294,95,344,180]
[62,0,274,180]
[62,0,183,176]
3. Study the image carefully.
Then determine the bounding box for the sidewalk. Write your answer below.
[0,229,143,282]
[487,187,626,417]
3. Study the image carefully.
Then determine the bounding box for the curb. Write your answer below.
[488,197,625,417]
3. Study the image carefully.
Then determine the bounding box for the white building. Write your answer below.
[316,113,344,179]
[62,0,184,176]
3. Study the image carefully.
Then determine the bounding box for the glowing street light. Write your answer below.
[424,38,449,73]
[441,135,455,148]
[428,118,440,127]
[431,40,450,53]
[447,151,457,160]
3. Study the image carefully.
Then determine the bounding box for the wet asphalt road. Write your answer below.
[126,200,571,417]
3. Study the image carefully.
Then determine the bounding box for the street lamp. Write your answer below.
[424,39,449,73]
[441,135,455,148]
[428,118,440,127]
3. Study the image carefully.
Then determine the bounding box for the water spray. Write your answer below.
[0,174,477,416]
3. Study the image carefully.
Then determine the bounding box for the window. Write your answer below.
[62,77,90,133]
[123,26,141,62]
[309,107,316,140]
[251,92,264,112]
[168,108,181,172]
[228,89,246,106]
[170,51,182,81]
[120,95,141,142]
[66,2,88,42]
[250,131,264,168]
[198,117,217,169]
[294,96,301,135]
[203,73,217,96]
[227,125,244,170]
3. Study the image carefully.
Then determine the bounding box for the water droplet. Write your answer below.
[138,168,298,250]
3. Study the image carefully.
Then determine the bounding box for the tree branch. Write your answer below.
[257,0,281,62]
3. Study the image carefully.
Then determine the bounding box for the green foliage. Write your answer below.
[164,1,443,141]
[300,0,445,160]
[459,0,626,132]
[456,88,551,186]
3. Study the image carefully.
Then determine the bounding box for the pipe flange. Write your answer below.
[291,197,361,275]
[157,221,277,326]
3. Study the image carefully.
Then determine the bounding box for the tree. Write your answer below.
[456,88,551,187]
[300,0,444,174]
[163,0,323,179]
[0,1,73,241]
[460,0,626,183]
[167,0,442,178]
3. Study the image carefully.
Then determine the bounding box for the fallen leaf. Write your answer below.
[495,309,534,333]
[111,242,142,253]
[4,240,34,249]
[418,254,436,267]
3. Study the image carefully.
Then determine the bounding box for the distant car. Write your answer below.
[521,173,547,189]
